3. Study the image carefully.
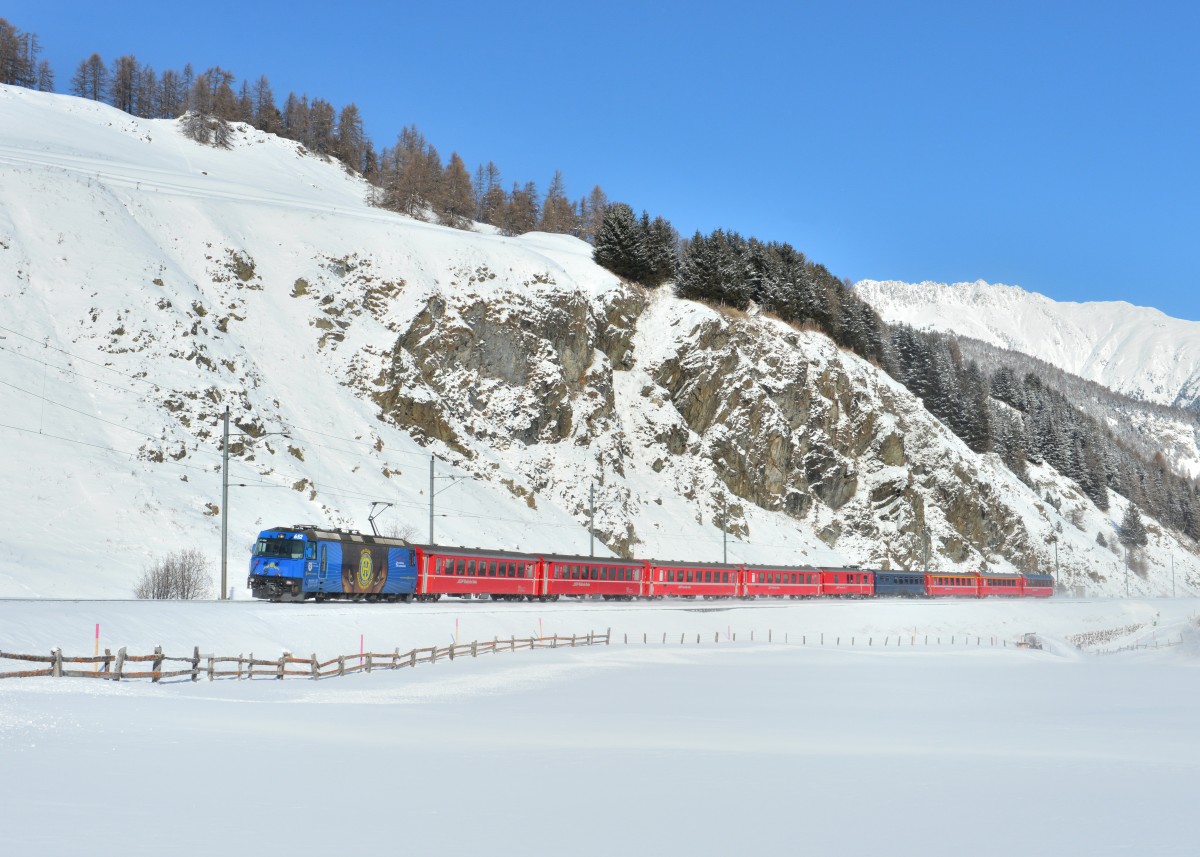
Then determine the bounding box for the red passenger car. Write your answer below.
[925,571,981,597]
[647,561,741,598]
[541,554,647,601]
[979,571,1023,597]
[1022,573,1055,598]
[743,564,822,599]
[819,566,874,598]
[414,545,541,601]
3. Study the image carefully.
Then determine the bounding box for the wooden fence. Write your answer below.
[0,630,611,683]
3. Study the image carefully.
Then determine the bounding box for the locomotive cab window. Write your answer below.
[254,538,306,560]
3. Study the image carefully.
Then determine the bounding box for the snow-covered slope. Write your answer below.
[855,279,1200,412]
[2,83,1197,599]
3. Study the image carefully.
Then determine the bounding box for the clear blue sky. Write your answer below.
[10,0,1200,319]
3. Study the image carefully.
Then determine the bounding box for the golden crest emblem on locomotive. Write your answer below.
[357,549,374,589]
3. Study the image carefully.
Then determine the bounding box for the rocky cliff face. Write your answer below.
[354,272,1082,579]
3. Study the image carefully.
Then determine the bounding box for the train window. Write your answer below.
[634,569,641,582]
[686,570,694,583]
[591,567,599,580]
[667,570,674,583]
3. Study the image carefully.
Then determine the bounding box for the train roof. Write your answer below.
[411,544,541,561]
[258,525,410,547]
[741,562,823,572]
[979,570,1023,579]
[645,559,744,571]
[538,553,646,566]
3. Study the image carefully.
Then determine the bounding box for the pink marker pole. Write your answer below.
[455,617,459,645]
[94,623,100,672]
[360,633,364,665]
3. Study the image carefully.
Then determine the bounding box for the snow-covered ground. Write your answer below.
[3,598,1198,856]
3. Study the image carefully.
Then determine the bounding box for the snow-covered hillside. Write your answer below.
[855,279,1200,411]
[2,83,1198,599]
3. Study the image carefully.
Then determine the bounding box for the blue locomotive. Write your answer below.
[248,525,417,602]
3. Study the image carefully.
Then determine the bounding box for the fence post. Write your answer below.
[50,648,63,678]
[310,654,318,679]
[607,628,611,645]
[248,652,254,679]
[151,646,163,683]
[471,641,478,658]
[769,629,772,643]
[662,633,666,644]
[393,648,400,669]
[366,653,373,673]
[715,632,719,643]
[102,648,112,674]
[338,656,345,677]
[449,643,456,660]
[409,649,417,668]
[208,656,215,681]
[114,647,126,681]
[278,652,288,680]
[510,635,515,652]
[192,646,201,682]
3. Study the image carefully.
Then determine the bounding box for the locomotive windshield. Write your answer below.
[253,538,306,560]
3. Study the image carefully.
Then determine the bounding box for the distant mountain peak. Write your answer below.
[856,278,1200,411]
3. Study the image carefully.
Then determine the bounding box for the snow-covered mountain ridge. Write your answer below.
[855,278,1200,412]
[2,84,1197,598]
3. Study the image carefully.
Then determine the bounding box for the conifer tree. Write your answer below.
[593,203,647,281]
[540,170,577,234]
[439,152,475,227]
[109,54,138,113]
[158,69,186,118]
[251,75,279,133]
[71,53,107,101]
[1118,502,1148,548]
[643,214,679,287]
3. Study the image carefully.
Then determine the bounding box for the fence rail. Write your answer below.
[0,630,611,683]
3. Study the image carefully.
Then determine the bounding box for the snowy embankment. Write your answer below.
[2,598,1198,857]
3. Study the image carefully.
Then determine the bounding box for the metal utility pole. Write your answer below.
[220,407,230,601]
[589,483,595,557]
[722,495,727,564]
[428,456,469,546]
[220,411,287,601]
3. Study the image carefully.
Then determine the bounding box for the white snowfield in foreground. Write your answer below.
[2,599,1198,856]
